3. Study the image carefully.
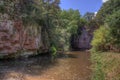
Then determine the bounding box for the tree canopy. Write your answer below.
[95,0,120,25]
[92,0,120,52]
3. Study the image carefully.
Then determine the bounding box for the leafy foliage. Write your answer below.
[55,9,84,50]
[91,26,109,51]
[92,0,120,52]
[59,9,81,34]
[105,10,120,50]
[95,0,120,25]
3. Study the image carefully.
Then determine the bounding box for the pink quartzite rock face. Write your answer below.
[0,20,39,55]
[72,27,93,50]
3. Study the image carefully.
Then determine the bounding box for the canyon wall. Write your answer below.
[71,27,93,50]
[0,14,41,58]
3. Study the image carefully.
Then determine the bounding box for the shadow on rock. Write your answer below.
[0,54,57,80]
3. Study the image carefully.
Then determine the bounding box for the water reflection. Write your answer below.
[0,54,56,80]
[57,53,78,58]
[0,52,91,80]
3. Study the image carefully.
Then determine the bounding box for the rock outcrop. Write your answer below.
[71,27,93,50]
[0,17,40,58]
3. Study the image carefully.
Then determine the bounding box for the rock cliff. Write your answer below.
[71,27,93,50]
[0,15,40,58]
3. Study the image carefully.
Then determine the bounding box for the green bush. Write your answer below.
[50,45,57,57]
[92,11,120,52]
[93,0,120,52]
[91,26,109,52]
[105,10,120,50]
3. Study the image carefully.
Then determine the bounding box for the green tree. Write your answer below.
[56,9,85,50]
[91,25,109,52]
[92,0,120,52]
[95,0,120,25]
[0,0,61,52]
[105,10,120,51]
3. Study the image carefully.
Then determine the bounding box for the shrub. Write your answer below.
[105,10,120,52]
[50,45,57,57]
[91,25,109,52]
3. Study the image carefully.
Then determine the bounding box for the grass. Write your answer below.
[91,52,120,80]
